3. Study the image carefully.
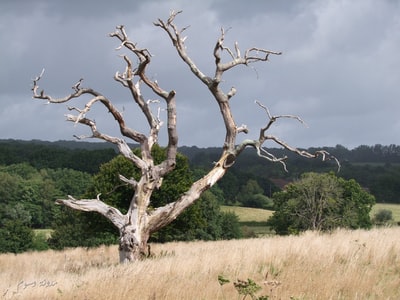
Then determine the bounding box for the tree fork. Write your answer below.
[32,11,338,263]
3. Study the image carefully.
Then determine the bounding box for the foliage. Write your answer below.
[373,209,393,225]
[32,231,50,251]
[48,208,118,249]
[0,139,116,174]
[0,219,34,253]
[0,163,92,230]
[220,211,242,239]
[237,179,273,209]
[50,146,242,248]
[2,140,400,204]
[218,275,272,300]
[0,163,92,253]
[268,172,375,235]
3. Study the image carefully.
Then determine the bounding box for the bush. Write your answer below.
[0,220,34,253]
[373,209,393,225]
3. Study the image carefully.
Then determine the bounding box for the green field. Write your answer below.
[220,205,273,222]
[33,204,400,240]
[223,203,400,223]
[371,203,400,223]
[222,203,400,236]
[221,205,274,236]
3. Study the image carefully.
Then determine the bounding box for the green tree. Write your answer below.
[268,172,375,234]
[373,209,393,225]
[237,179,273,209]
[220,211,242,239]
[0,204,34,253]
[0,220,34,253]
[50,146,241,248]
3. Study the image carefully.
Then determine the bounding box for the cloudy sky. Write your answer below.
[1,0,399,149]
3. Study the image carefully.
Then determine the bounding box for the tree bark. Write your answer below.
[33,11,339,263]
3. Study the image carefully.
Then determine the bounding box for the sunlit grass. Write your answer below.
[371,203,400,222]
[220,205,273,222]
[224,202,400,224]
[1,227,399,299]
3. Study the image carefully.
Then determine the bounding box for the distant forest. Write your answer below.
[1,139,400,203]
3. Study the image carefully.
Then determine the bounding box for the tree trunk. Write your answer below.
[118,224,150,263]
[35,12,339,264]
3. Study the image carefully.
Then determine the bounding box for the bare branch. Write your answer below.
[72,78,84,92]
[56,195,126,229]
[119,174,138,188]
[234,101,340,172]
[255,100,308,133]
[154,12,210,85]
[214,32,282,75]
[32,13,339,262]
[109,24,179,168]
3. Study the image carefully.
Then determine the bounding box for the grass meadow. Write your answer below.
[1,227,400,299]
[372,203,400,223]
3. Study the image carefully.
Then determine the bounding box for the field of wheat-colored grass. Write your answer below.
[1,227,400,299]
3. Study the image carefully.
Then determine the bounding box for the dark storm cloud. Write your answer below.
[1,0,399,148]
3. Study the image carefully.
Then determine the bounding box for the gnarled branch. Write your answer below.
[56,195,126,229]
[235,101,341,172]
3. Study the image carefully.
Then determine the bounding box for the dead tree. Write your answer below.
[32,11,338,263]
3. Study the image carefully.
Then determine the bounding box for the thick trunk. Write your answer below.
[118,224,150,263]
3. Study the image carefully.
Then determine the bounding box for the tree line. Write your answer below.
[1,140,400,204]
[0,140,397,253]
[0,143,241,253]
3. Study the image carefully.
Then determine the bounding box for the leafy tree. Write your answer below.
[0,204,34,253]
[44,168,93,197]
[0,170,22,204]
[0,220,34,253]
[338,177,375,229]
[220,211,242,239]
[373,209,393,225]
[237,179,273,209]
[268,172,375,234]
[50,147,241,247]
[48,208,118,249]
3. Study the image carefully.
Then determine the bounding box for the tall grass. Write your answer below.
[1,227,400,299]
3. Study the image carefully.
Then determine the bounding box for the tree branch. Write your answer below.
[235,101,341,172]
[109,24,178,173]
[154,11,211,86]
[56,195,126,229]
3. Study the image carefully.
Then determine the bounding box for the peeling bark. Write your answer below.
[32,11,339,262]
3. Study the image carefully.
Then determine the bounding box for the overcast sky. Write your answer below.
[1,0,399,149]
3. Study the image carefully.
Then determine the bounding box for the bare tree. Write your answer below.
[32,11,338,263]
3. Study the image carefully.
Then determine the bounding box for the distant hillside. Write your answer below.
[0,139,117,174]
[1,139,400,202]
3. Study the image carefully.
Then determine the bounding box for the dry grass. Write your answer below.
[1,227,400,299]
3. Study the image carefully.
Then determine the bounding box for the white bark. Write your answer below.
[32,11,339,262]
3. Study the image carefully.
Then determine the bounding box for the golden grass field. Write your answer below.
[1,227,400,299]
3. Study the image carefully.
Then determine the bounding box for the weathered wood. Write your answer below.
[32,11,338,262]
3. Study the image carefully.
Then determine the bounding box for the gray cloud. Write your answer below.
[1,0,399,149]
